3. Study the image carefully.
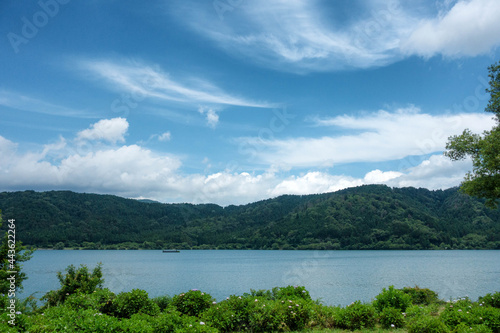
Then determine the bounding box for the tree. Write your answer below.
[445,61,500,208]
[41,263,104,307]
[0,211,34,294]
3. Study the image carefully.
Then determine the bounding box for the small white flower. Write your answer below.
[200,322,205,325]
[391,324,395,328]
[213,301,217,304]
[255,299,258,302]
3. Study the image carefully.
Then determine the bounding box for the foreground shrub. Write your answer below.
[454,322,493,333]
[379,306,405,329]
[477,306,500,333]
[272,285,311,301]
[172,290,214,317]
[41,263,104,307]
[24,306,121,332]
[153,311,217,333]
[152,294,173,311]
[309,303,338,328]
[373,285,412,312]
[112,289,160,318]
[202,294,312,332]
[335,300,376,330]
[479,292,500,308]
[406,315,449,333]
[65,288,115,314]
[402,286,440,305]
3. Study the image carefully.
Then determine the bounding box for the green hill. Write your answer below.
[0,185,499,250]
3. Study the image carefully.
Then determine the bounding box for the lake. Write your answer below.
[20,250,500,306]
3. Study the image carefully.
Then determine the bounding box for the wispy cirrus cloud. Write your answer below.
[173,0,500,73]
[0,89,96,118]
[77,59,274,108]
[176,0,412,72]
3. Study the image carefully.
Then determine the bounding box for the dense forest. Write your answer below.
[0,185,499,250]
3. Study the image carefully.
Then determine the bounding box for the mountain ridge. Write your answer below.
[0,185,499,250]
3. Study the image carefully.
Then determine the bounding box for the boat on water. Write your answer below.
[162,249,180,253]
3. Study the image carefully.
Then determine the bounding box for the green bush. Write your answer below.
[335,301,376,330]
[152,294,173,311]
[172,290,214,317]
[476,306,500,333]
[402,286,440,305]
[373,285,412,312]
[308,303,338,328]
[202,294,312,332]
[407,315,449,333]
[41,263,104,307]
[202,295,247,332]
[65,288,115,313]
[272,285,311,301]
[454,322,493,333]
[24,306,121,332]
[111,289,160,318]
[479,292,500,308]
[153,311,217,333]
[379,306,405,329]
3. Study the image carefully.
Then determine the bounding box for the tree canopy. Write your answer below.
[445,61,500,208]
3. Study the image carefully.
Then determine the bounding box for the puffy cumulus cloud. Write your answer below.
[0,136,182,194]
[0,133,473,205]
[402,0,500,57]
[269,172,363,197]
[76,117,129,144]
[388,154,472,189]
[364,169,403,183]
[198,106,219,128]
[241,108,494,168]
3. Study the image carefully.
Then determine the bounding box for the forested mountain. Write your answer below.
[0,185,499,250]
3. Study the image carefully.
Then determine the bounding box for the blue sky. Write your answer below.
[1,0,500,205]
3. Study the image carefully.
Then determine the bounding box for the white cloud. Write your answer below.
[388,154,472,189]
[240,108,494,168]
[198,106,219,128]
[364,169,403,183]
[269,172,363,197]
[0,131,474,205]
[0,89,95,118]
[174,0,500,72]
[402,0,500,57]
[79,59,273,108]
[76,117,129,144]
[178,0,412,72]
[158,132,171,142]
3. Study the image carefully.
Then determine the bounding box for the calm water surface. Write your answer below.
[21,250,500,306]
